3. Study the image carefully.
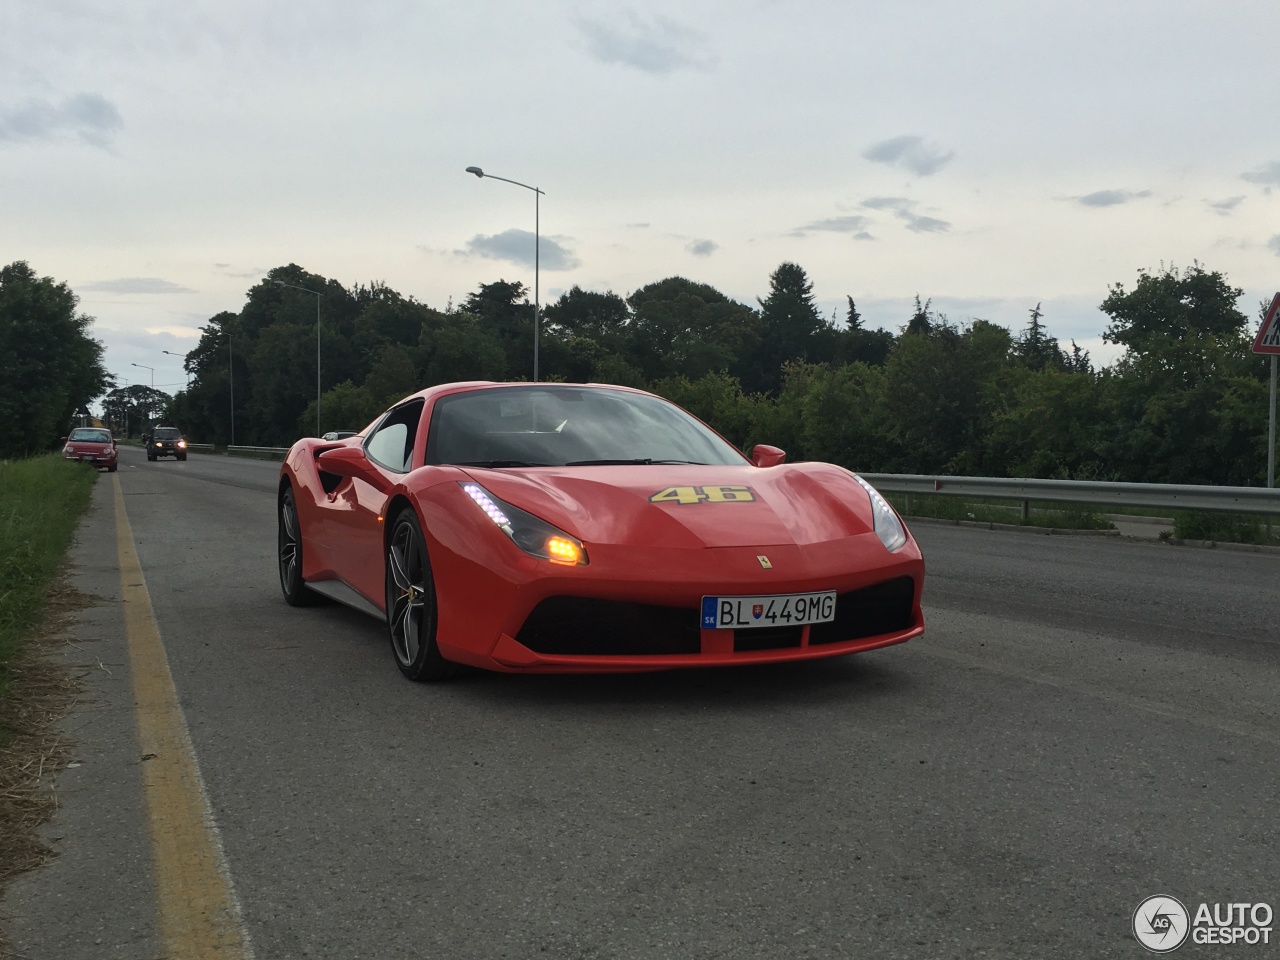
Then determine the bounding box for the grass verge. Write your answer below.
[1171,511,1280,546]
[884,492,1111,530]
[0,456,98,711]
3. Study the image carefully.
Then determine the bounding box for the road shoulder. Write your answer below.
[2,477,161,959]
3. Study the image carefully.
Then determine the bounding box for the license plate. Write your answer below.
[700,591,836,630]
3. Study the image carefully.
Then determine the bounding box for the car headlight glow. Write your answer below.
[461,482,588,565]
[178,440,187,447]
[853,474,908,552]
[155,442,162,447]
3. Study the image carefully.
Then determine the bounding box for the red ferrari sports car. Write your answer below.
[278,382,924,681]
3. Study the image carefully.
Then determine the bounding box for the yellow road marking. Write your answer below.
[112,475,253,958]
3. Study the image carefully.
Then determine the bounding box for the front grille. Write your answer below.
[809,576,916,645]
[517,597,701,656]
[734,626,803,652]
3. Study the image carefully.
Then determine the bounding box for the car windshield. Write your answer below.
[154,428,181,439]
[69,429,110,443]
[425,386,746,468]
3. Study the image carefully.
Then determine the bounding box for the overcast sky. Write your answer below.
[5,0,1280,395]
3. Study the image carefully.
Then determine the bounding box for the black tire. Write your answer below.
[278,487,320,606]
[107,462,118,473]
[147,454,155,461]
[178,454,187,461]
[385,509,453,681]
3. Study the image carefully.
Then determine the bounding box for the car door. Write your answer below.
[323,399,426,607]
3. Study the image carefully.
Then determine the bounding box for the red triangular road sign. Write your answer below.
[1255,292,1280,355]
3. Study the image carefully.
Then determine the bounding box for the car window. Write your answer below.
[365,400,424,473]
[424,386,746,467]
[69,429,111,443]
[154,428,181,439]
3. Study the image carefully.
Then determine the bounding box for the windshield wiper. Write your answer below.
[454,459,549,468]
[563,458,708,466]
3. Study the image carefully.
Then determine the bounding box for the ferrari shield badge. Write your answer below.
[757,555,772,569]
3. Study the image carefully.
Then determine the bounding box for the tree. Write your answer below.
[1099,262,1263,484]
[459,280,534,379]
[1011,303,1067,372]
[626,277,760,385]
[0,261,110,457]
[905,295,934,336]
[753,263,828,392]
[845,296,863,331]
[101,385,171,438]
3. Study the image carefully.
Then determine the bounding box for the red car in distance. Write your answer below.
[62,427,118,472]
[278,382,925,681]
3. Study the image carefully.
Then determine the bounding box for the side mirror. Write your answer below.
[112,439,118,448]
[317,445,393,494]
[751,444,786,468]
[60,436,68,443]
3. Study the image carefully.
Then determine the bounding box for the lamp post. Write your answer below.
[272,280,322,436]
[465,165,544,381]
[130,362,154,387]
[161,350,190,387]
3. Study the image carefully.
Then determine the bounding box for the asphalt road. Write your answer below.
[5,445,1278,959]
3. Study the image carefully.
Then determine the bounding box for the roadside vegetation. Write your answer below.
[1171,511,1280,546]
[885,493,1112,531]
[0,456,97,708]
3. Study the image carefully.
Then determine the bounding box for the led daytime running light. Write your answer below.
[463,483,512,531]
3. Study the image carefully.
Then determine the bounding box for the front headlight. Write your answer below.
[853,475,908,552]
[460,482,588,565]
[177,440,187,448]
[154,442,162,447]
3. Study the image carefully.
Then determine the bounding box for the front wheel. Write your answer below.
[278,487,319,606]
[107,463,118,473]
[385,510,453,681]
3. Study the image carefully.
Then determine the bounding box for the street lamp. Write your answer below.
[161,350,190,387]
[272,280,322,436]
[130,362,154,387]
[465,165,544,381]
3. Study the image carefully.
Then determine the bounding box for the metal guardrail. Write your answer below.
[860,473,1280,516]
[227,445,290,460]
[186,443,215,452]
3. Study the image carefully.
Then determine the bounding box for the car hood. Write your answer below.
[465,463,876,548]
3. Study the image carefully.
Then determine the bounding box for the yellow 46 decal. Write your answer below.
[649,485,755,505]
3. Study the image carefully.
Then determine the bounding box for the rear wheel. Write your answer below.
[385,510,453,681]
[278,487,320,606]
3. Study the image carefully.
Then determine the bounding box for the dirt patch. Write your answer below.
[0,578,101,954]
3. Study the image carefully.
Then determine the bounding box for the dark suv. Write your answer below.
[147,426,188,461]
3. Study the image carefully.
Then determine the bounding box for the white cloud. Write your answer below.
[686,239,717,256]
[461,230,581,271]
[78,278,198,294]
[1241,161,1280,186]
[575,12,713,74]
[0,93,122,148]
[862,135,955,176]
[792,215,871,237]
[860,197,950,234]
[1076,189,1152,207]
[1269,235,1280,257]
[1207,196,1245,215]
